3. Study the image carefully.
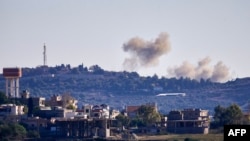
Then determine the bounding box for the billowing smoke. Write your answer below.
[167,57,230,83]
[122,32,171,71]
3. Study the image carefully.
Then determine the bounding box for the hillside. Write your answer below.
[1,64,250,114]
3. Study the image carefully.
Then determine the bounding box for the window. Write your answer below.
[86,109,89,113]
[94,113,99,117]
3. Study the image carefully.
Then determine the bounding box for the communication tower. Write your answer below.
[43,43,47,66]
[3,68,22,98]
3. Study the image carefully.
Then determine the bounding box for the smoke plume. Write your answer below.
[122,32,171,71]
[167,57,230,83]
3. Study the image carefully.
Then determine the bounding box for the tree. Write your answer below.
[23,105,29,114]
[10,123,27,139]
[226,104,244,124]
[89,65,104,74]
[116,114,130,128]
[66,104,76,110]
[212,103,245,128]
[0,91,7,104]
[0,122,27,140]
[27,130,40,138]
[0,124,12,139]
[213,105,226,127]
[136,105,161,127]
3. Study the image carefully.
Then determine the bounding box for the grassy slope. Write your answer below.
[137,133,223,141]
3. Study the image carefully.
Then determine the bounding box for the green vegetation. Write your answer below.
[0,122,27,141]
[115,114,130,127]
[0,65,250,140]
[0,91,8,104]
[138,134,223,141]
[211,103,249,130]
[0,121,40,140]
[116,104,161,127]
[134,104,161,127]
[0,64,216,96]
[1,64,250,114]
[0,91,24,105]
[66,104,76,110]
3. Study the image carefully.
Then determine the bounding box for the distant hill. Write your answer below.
[1,64,250,114]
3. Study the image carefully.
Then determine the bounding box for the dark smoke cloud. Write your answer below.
[167,57,230,83]
[122,32,171,71]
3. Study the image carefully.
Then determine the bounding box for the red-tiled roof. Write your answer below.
[126,106,140,113]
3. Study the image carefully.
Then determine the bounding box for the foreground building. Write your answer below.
[52,118,113,139]
[167,108,210,134]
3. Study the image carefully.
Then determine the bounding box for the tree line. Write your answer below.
[0,64,219,97]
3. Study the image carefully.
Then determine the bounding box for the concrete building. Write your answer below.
[167,108,210,134]
[53,118,112,139]
[125,105,140,118]
[21,116,48,130]
[91,104,110,119]
[76,104,93,118]
[0,104,25,116]
[32,97,46,107]
[37,106,74,119]
[75,104,120,119]
[21,89,30,99]
[46,94,78,110]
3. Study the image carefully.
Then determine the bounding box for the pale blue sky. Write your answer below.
[1,0,250,82]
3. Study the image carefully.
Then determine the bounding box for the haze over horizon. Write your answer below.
[1,0,250,82]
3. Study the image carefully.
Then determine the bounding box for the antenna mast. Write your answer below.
[43,43,47,66]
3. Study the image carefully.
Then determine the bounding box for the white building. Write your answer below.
[0,104,25,116]
[110,109,120,119]
[91,104,110,119]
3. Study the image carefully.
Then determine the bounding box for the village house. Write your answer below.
[46,94,78,110]
[0,104,25,116]
[167,108,210,134]
[125,102,158,118]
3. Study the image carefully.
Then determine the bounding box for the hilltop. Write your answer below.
[1,64,250,114]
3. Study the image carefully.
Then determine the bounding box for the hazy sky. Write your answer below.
[1,0,250,82]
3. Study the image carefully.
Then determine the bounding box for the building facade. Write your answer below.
[167,108,210,134]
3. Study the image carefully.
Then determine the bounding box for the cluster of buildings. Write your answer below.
[124,103,210,134]
[0,89,120,139]
[0,67,211,140]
